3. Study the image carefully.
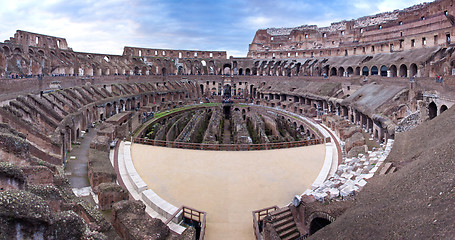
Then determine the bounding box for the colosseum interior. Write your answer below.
[1,0,455,239]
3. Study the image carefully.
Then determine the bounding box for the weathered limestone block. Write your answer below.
[98,183,128,211]
[232,110,252,144]
[91,135,111,152]
[345,132,366,153]
[51,210,86,240]
[88,149,116,189]
[0,162,26,191]
[112,200,171,240]
[203,108,222,143]
[347,145,367,158]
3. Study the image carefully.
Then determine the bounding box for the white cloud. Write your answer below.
[377,0,427,13]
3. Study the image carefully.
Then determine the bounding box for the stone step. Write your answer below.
[379,162,393,175]
[282,231,301,240]
[272,210,293,224]
[270,207,290,216]
[275,220,296,233]
[279,226,300,240]
[272,214,294,228]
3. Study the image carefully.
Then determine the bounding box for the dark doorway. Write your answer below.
[429,102,437,119]
[223,105,231,119]
[309,218,331,235]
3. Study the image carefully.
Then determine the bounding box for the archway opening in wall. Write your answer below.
[200,84,204,95]
[162,67,167,76]
[362,66,369,76]
[178,66,183,75]
[399,64,408,77]
[330,67,337,76]
[223,84,231,98]
[238,68,243,75]
[223,64,231,76]
[410,63,418,77]
[380,65,388,76]
[440,105,448,114]
[389,65,397,77]
[347,67,354,76]
[371,66,378,75]
[429,102,437,119]
[309,218,332,235]
[355,67,361,75]
[245,68,251,75]
[134,66,140,75]
[223,105,231,119]
[2,46,10,56]
[338,67,345,77]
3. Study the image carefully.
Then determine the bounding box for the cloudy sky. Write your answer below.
[0,0,428,57]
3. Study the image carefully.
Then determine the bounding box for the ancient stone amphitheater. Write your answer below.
[1,0,455,239]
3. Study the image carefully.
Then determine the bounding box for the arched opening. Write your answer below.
[440,105,448,114]
[399,64,408,77]
[380,65,388,76]
[389,65,397,77]
[2,46,11,56]
[238,68,243,75]
[162,67,167,76]
[134,66,140,75]
[330,67,337,76]
[371,66,378,75]
[223,64,231,76]
[410,63,418,77]
[355,67,361,75]
[346,67,354,76]
[223,84,231,98]
[429,102,437,119]
[178,66,183,75]
[338,67,345,77]
[310,218,332,235]
[362,66,369,76]
[245,68,251,75]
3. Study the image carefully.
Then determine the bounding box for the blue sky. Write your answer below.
[0,0,428,57]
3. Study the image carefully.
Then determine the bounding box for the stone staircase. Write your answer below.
[270,207,301,240]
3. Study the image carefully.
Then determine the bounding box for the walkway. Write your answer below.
[66,128,97,188]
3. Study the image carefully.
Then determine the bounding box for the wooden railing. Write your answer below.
[252,206,279,240]
[133,137,330,151]
[166,206,207,240]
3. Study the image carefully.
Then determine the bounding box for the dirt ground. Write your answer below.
[131,144,326,240]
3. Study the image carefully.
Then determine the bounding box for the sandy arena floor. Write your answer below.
[131,144,326,240]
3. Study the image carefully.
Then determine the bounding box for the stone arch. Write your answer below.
[13,47,22,55]
[362,66,369,76]
[399,64,408,77]
[346,67,354,76]
[380,65,388,76]
[429,102,437,120]
[134,66,140,75]
[440,105,448,114]
[371,66,378,75]
[355,67,361,75]
[330,67,337,76]
[307,211,335,236]
[245,68,251,75]
[223,64,231,76]
[162,67,167,76]
[410,63,418,77]
[389,65,397,77]
[338,67,345,77]
[238,68,243,75]
[2,46,11,56]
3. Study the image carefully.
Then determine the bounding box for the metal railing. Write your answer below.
[133,137,330,151]
[252,206,279,240]
[166,206,207,240]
